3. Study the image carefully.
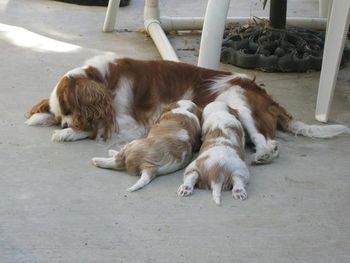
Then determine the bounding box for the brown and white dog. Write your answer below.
[26,54,350,164]
[178,101,249,205]
[91,100,202,192]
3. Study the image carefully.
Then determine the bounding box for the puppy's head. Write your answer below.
[159,100,202,149]
[202,101,240,119]
[160,100,202,123]
[26,74,116,140]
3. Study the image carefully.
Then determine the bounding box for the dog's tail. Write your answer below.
[287,120,350,138]
[276,105,350,138]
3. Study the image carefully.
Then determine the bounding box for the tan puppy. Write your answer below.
[177,101,250,205]
[92,100,201,192]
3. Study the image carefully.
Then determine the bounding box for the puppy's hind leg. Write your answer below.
[127,170,156,192]
[92,149,126,170]
[177,162,199,197]
[232,175,247,201]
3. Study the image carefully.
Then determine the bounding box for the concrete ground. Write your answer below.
[1,0,349,262]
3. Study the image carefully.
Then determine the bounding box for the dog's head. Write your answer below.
[26,73,116,139]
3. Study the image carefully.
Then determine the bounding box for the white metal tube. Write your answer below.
[160,16,328,31]
[145,19,179,61]
[198,0,230,69]
[103,0,121,32]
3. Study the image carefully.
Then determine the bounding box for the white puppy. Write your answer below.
[177,101,250,205]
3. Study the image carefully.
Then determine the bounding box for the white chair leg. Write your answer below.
[315,0,350,122]
[103,0,121,32]
[318,0,331,18]
[197,0,231,70]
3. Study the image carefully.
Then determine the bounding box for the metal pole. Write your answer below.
[269,0,287,29]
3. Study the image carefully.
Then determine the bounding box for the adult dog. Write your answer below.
[26,54,350,164]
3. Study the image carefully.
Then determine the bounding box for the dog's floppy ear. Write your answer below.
[25,98,57,126]
[70,79,117,140]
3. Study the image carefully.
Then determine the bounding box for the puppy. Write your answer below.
[92,100,202,192]
[177,101,250,205]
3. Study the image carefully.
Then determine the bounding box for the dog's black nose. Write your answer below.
[62,122,68,129]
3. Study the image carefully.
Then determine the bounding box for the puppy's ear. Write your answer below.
[25,98,56,126]
[70,79,117,140]
[160,102,179,115]
[156,102,179,123]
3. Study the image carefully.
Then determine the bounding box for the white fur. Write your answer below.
[66,67,86,77]
[49,84,62,118]
[127,171,152,192]
[84,53,117,78]
[211,180,223,205]
[92,157,116,169]
[176,129,190,142]
[177,100,195,111]
[25,113,55,126]
[288,120,350,138]
[52,128,91,142]
[171,108,200,130]
[113,77,148,144]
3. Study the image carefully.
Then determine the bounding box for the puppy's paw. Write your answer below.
[177,184,194,197]
[91,157,104,167]
[52,128,76,142]
[232,187,247,200]
[253,140,280,164]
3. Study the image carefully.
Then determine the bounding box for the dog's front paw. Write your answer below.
[52,128,76,142]
[232,187,247,200]
[177,184,194,197]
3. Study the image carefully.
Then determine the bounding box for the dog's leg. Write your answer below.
[177,162,199,197]
[217,88,279,164]
[127,170,156,192]
[92,157,116,169]
[52,128,91,142]
[211,180,223,206]
[25,113,56,126]
[238,108,279,164]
